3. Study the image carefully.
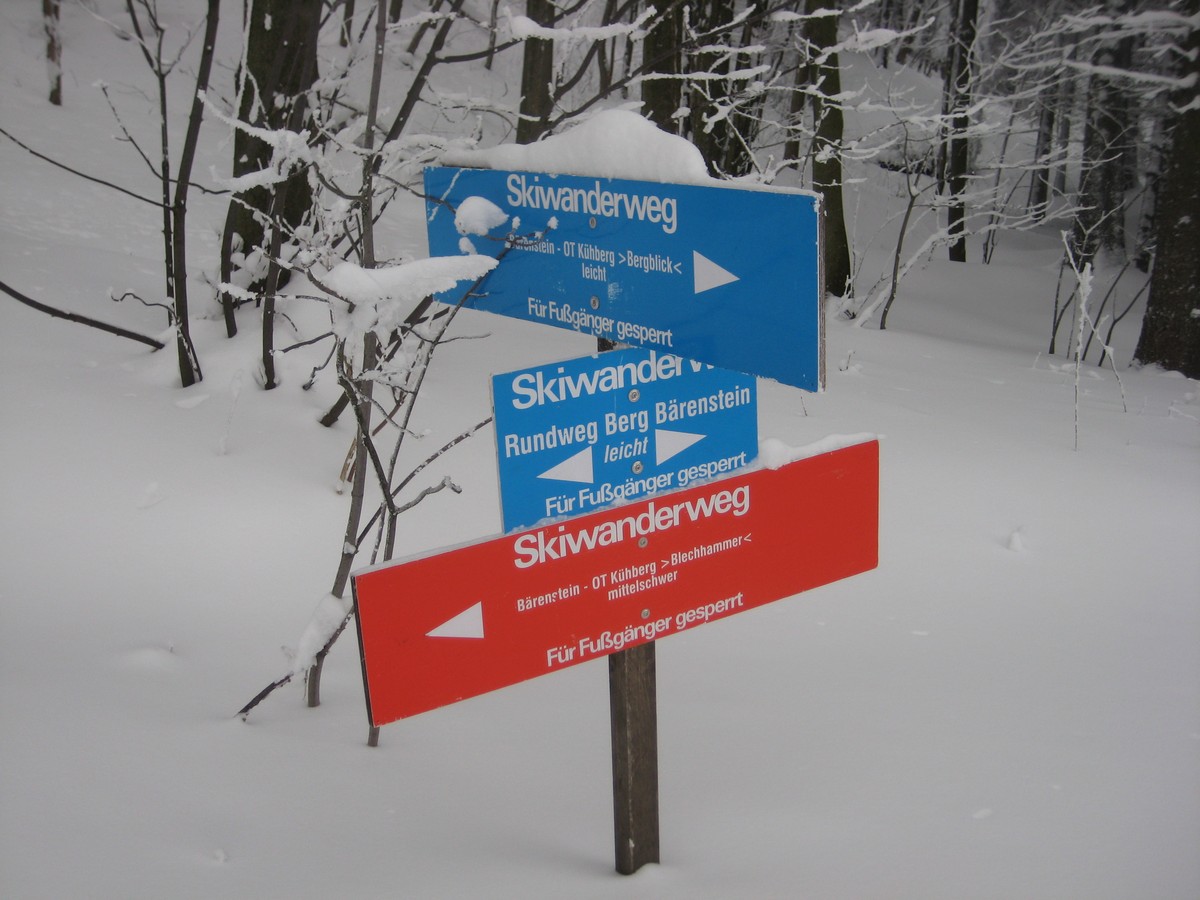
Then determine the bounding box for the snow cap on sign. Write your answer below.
[441,109,713,185]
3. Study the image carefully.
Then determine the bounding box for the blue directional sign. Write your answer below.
[492,347,757,531]
[425,166,824,391]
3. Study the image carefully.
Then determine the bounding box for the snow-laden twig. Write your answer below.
[504,6,655,45]
[199,89,318,194]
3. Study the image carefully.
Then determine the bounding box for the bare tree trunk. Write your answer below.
[1134,117,1162,273]
[1028,95,1054,219]
[341,0,357,47]
[1072,80,1117,266]
[221,0,321,337]
[805,0,852,297]
[596,0,618,89]
[1073,20,1136,267]
[875,0,896,68]
[259,189,287,391]
[517,0,555,143]
[783,44,806,167]
[1134,11,1200,378]
[168,0,221,388]
[945,0,978,263]
[1052,49,1074,198]
[125,0,217,388]
[152,59,177,366]
[641,2,682,135]
[879,174,923,330]
[485,0,498,69]
[43,0,62,106]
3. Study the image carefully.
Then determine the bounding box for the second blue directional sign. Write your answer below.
[426,166,824,391]
[492,348,757,532]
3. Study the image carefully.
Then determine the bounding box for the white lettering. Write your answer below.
[674,593,745,630]
[504,174,678,234]
[513,484,750,568]
[510,351,685,409]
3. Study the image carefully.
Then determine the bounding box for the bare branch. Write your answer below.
[2,278,166,350]
[110,288,174,320]
[236,673,294,720]
[97,82,158,176]
[355,416,493,545]
[0,126,162,208]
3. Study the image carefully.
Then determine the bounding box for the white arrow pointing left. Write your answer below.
[426,602,484,639]
[537,446,594,483]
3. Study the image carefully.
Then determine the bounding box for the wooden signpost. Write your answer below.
[351,163,876,876]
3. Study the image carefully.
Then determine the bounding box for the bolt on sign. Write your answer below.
[353,438,878,726]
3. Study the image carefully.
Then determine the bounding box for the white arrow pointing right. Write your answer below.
[655,428,705,465]
[693,251,739,294]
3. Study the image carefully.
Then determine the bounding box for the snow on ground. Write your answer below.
[2,3,1198,898]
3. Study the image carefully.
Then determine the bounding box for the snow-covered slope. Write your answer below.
[2,3,1197,898]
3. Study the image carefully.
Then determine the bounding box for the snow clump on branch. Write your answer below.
[322,255,497,339]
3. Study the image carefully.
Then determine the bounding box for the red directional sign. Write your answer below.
[353,439,878,726]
